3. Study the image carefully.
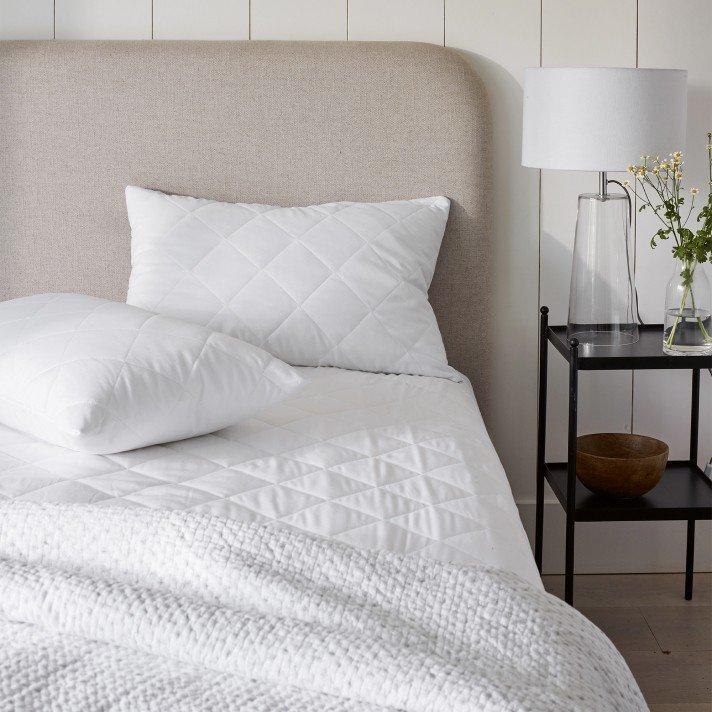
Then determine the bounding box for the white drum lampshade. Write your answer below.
[522,67,688,347]
[522,68,687,171]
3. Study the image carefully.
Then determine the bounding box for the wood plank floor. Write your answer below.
[543,573,712,710]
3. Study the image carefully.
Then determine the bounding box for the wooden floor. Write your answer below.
[543,573,712,711]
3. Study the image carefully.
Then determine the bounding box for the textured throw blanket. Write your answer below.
[0,502,646,712]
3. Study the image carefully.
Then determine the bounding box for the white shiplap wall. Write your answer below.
[0,0,709,573]
[154,0,249,40]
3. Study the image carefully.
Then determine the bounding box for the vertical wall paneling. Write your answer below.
[541,0,637,67]
[636,0,712,468]
[153,0,249,40]
[251,0,346,40]
[540,0,637,468]
[348,0,444,43]
[55,0,151,39]
[445,0,541,509]
[0,0,53,38]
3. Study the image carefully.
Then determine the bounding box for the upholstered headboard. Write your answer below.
[0,41,491,411]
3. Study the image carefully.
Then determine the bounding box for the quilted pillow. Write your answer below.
[125,186,458,380]
[0,294,304,454]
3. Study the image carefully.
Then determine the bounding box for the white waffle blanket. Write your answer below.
[0,502,646,712]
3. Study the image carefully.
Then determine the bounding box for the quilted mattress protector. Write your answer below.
[0,367,540,587]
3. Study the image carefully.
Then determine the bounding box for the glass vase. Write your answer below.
[663,259,712,356]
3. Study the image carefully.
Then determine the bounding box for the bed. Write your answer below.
[0,39,534,578]
[0,41,645,711]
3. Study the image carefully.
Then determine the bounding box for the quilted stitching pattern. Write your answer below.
[0,366,539,585]
[126,186,458,380]
[0,504,646,712]
[0,294,303,454]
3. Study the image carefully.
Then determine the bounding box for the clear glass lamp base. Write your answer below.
[567,325,639,346]
[567,192,640,347]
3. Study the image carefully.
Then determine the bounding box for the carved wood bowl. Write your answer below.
[576,433,669,499]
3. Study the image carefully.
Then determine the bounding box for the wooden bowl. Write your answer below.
[576,433,669,499]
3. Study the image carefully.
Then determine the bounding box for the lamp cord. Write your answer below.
[606,178,644,326]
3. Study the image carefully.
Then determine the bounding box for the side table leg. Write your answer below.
[564,338,579,606]
[685,519,695,600]
[686,370,699,601]
[535,307,549,572]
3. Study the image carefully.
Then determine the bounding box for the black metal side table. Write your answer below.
[536,306,712,605]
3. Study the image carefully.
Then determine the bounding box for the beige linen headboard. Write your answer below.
[0,41,491,412]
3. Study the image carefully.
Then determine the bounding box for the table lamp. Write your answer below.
[522,67,687,346]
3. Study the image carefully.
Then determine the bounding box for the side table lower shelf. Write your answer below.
[545,462,712,522]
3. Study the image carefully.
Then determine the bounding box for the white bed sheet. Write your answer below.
[0,367,540,587]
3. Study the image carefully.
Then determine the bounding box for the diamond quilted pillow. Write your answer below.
[126,186,458,380]
[0,294,304,454]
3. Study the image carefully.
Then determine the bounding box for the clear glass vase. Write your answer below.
[568,193,639,345]
[663,259,712,356]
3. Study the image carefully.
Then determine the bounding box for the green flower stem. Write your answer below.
[666,281,690,348]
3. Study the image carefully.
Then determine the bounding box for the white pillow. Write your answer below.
[0,294,304,454]
[125,186,458,380]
